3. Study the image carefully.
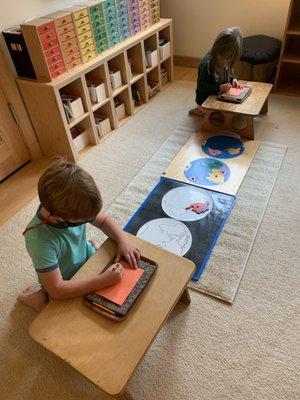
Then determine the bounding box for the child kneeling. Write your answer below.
[189,26,243,117]
[19,159,140,312]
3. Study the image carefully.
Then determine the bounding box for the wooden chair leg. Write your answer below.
[179,288,191,305]
[240,116,254,140]
[201,110,213,132]
[260,98,268,114]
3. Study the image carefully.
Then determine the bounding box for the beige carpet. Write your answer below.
[0,81,299,399]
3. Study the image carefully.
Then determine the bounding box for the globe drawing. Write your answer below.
[136,218,192,256]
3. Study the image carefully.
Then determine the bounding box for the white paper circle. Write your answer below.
[136,218,192,256]
[162,186,213,221]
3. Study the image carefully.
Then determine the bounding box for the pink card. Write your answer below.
[95,261,144,306]
[228,87,243,96]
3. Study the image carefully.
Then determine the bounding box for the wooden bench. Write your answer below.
[28,234,195,399]
[202,81,273,140]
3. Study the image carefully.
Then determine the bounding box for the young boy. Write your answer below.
[18,159,140,312]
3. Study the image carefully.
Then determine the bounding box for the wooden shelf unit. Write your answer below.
[274,0,300,95]
[17,19,173,162]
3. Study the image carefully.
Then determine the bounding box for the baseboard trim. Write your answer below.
[174,55,199,68]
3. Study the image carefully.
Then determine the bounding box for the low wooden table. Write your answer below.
[28,234,195,399]
[201,81,273,140]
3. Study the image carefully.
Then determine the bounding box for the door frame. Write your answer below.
[0,45,41,160]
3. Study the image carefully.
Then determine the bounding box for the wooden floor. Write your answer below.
[0,66,198,226]
[0,157,54,225]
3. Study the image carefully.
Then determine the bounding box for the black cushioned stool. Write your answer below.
[236,35,282,83]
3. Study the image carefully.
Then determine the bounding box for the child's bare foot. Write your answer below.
[18,287,49,312]
[89,239,100,250]
[188,106,205,118]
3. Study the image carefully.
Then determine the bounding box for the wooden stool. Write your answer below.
[28,234,195,399]
[201,81,272,140]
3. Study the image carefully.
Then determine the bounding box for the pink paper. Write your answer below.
[228,87,243,96]
[96,261,144,306]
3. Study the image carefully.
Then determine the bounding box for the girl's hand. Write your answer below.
[115,237,140,268]
[232,79,244,89]
[220,83,231,93]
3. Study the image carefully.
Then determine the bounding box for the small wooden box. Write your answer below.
[61,95,84,122]
[145,49,158,68]
[88,82,107,103]
[147,81,159,98]
[115,102,126,120]
[95,117,111,138]
[70,97,84,119]
[159,41,170,61]
[109,70,122,90]
[73,130,89,151]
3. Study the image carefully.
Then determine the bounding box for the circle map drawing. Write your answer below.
[162,186,213,221]
[136,218,192,256]
[184,158,230,186]
[201,135,245,158]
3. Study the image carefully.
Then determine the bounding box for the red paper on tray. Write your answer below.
[228,87,244,96]
[95,261,144,306]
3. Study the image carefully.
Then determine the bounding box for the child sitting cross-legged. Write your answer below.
[18,159,140,312]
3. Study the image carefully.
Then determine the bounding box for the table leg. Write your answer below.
[201,110,213,132]
[179,288,191,305]
[241,116,254,140]
[260,98,268,114]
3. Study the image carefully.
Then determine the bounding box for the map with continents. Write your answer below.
[136,218,192,256]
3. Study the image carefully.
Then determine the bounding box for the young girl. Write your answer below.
[189,26,243,117]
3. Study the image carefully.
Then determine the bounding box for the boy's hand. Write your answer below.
[220,83,231,93]
[116,237,140,268]
[232,79,244,89]
[100,263,124,287]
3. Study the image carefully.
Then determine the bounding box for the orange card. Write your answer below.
[228,87,243,96]
[95,261,144,306]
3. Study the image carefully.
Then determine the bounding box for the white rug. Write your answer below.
[103,128,286,303]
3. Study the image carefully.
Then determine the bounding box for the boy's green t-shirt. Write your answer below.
[25,210,96,280]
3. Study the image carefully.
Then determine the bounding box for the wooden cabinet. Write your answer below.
[17,19,173,163]
[274,0,300,95]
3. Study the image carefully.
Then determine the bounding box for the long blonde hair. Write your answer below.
[209,27,243,82]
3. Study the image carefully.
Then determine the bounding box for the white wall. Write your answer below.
[0,0,76,29]
[160,0,290,58]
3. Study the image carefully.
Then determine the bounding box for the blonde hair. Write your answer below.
[38,158,102,220]
[209,26,243,82]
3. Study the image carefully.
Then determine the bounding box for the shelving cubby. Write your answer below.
[93,100,115,141]
[274,0,300,95]
[131,76,147,113]
[17,19,173,162]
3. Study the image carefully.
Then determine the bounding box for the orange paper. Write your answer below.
[228,87,243,96]
[96,261,144,306]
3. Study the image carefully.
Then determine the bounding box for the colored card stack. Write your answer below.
[103,0,121,47]
[139,0,151,30]
[44,11,81,71]
[21,18,66,81]
[116,0,131,41]
[68,5,97,64]
[149,0,160,24]
[86,0,109,54]
[128,0,141,35]
[13,0,161,81]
